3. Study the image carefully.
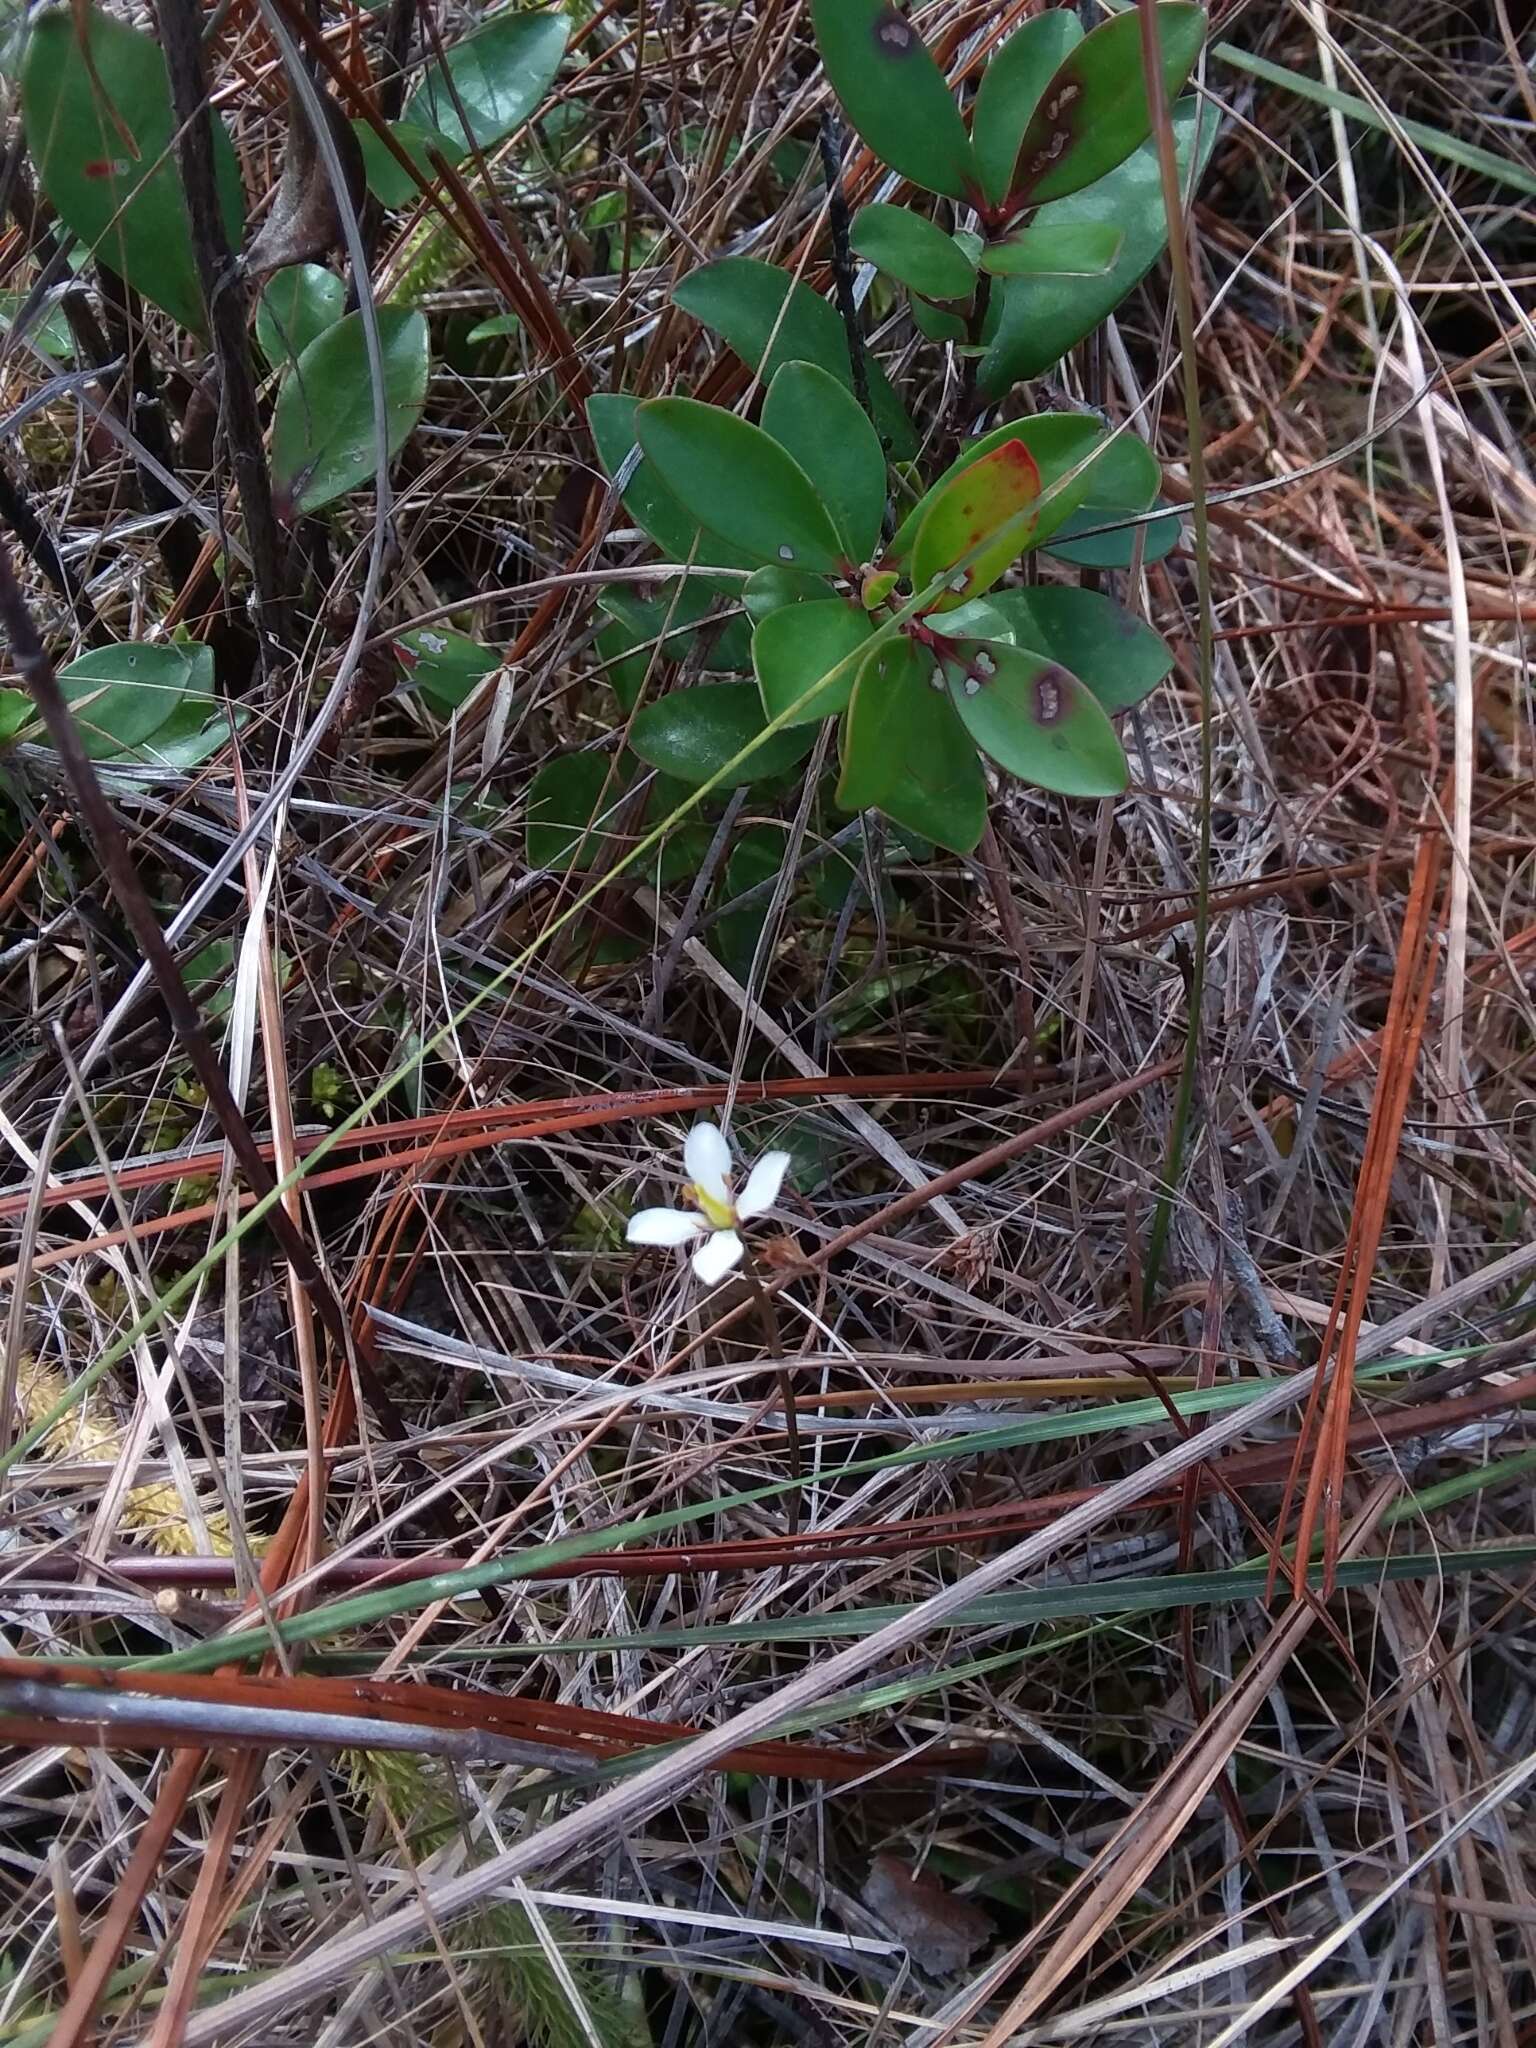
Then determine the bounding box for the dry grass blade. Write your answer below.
[0,0,1531,2042]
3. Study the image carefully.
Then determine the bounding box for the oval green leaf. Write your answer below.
[271,306,430,519]
[971,9,1083,207]
[630,682,815,788]
[811,0,976,199]
[0,689,32,745]
[753,599,872,727]
[352,117,442,208]
[888,412,1141,573]
[836,635,986,854]
[593,584,711,710]
[979,222,1123,278]
[978,98,1217,394]
[762,361,887,565]
[405,9,569,159]
[55,641,210,760]
[256,264,345,369]
[527,753,617,871]
[941,637,1127,797]
[396,627,497,713]
[849,203,978,302]
[672,258,916,459]
[910,440,1044,610]
[1005,4,1206,211]
[978,587,1174,713]
[20,4,244,333]
[588,393,756,582]
[742,564,830,622]
[1045,502,1183,569]
[636,399,846,574]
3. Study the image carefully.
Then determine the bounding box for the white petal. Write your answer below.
[691,1228,744,1286]
[627,1207,705,1247]
[684,1121,733,1204]
[736,1149,791,1220]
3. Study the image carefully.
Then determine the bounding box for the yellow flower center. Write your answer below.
[690,1181,736,1232]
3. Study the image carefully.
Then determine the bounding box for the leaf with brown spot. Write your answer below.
[810,0,977,199]
[863,1854,994,1977]
[1004,3,1207,212]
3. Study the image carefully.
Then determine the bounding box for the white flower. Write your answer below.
[626,1121,791,1286]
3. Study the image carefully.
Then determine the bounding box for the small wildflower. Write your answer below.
[627,1121,791,1286]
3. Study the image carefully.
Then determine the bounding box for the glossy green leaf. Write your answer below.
[395,627,497,713]
[910,440,1045,611]
[971,9,1082,207]
[587,392,757,582]
[466,311,522,344]
[1033,426,1173,568]
[886,413,1109,568]
[405,9,569,159]
[116,695,238,772]
[1005,4,1206,210]
[527,753,616,870]
[0,289,73,360]
[837,636,986,854]
[718,826,785,982]
[910,294,968,344]
[849,203,977,301]
[761,361,886,564]
[979,221,1123,277]
[255,265,345,368]
[811,0,975,197]
[55,642,210,760]
[271,307,430,518]
[742,564,830,622]
[593,584,711,710]
[978,587,1174,713]
[352,118,441,208]
[753,599,872,726]
[672,258,916,458]
[0,689,33,743]
[636,399,846,574]
[630,682,815,788]
[941,638,1127,796]
[1045,501,1182,568]
[978,98,1216,394]
[20,4,244,333]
